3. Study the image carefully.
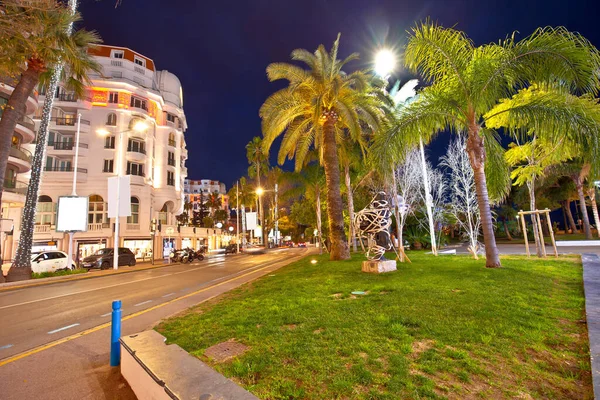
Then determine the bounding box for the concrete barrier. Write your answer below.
[120,330,258,400]
[556,240,600,247]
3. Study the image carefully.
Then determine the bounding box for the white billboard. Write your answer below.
[56,196,88,232]
[108,175,131,218]
[246,212,257,230]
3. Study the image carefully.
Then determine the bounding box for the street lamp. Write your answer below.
[255,185,279,247]
[96,120,149,269]
[374,49,396,78]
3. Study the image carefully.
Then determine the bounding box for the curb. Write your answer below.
[582,253,600,400]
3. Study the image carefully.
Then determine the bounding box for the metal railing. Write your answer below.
[168,159,176,166]
[51,117,90,126]
[126,170,145,177]
[34,225,53,233]
[44,166,88,173]
[9,146,32,163]
[134,66,146,75]
[88,223,105,231]
[54,93,92,102]
[126,223,140,231]
[51,141,89,150]
[127,147,146,155]
[3,180,28,195]
[167,179,175,186]
[17,116,35,131]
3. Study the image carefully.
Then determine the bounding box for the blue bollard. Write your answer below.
[110,300,122,367]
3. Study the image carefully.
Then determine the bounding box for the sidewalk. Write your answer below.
[582,253,600,399]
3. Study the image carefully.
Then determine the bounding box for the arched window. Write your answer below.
[127,197,139,224]
[106,113,117,126]
[88,195,106,224]
[36,196,54,225]
[168,132,175,147]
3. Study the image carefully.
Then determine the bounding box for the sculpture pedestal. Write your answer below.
[361,259,397,274]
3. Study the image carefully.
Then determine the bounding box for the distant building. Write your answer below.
[184,179,229,216]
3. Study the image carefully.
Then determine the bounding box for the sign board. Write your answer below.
[47,241,56,246]
[108,175,131,218]
[56,196,88,232]
[246,212,257,230]
[0,218,14,233]
[165,227,175,236]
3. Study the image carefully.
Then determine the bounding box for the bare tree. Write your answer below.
[416,155,447,252]
[392,149,421,259]
[440,135,481,258]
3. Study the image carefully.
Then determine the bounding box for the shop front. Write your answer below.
[181,237,192,249]
[32,240,58,254]
[124,238,153,261]
[77,239,107,264]
[163,238,175,258]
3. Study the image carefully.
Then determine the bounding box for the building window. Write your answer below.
[134,57,145,67]
[103,159,114,173]
[106,113,117,126]
[108,92,119,104]
[127,161,145,177]
[112,50,124,59]
[167,152,175,166]
[168,132,176,147]
[167,171,175,186]
[166,113,176,124]
[104,136,115,149]
[88,195,106,224]
[35,195,55,225]
[127,197,139,224]
[130,96,147,111]
[127,139,146,154]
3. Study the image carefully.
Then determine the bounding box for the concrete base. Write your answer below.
[362,259,397,274]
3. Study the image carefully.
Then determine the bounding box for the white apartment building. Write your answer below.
[2,45,222,262]
[184,179,230,214]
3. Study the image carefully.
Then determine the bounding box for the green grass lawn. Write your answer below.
[31,268,87,279]
[156,253,591,399]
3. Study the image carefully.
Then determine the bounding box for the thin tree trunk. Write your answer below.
[322,116,349,260]
[588,188,600,239]
[565,200,578,234]
[419,138,437,255]
[466,126,501,268]
[561,201,569,233]
[344,162,357,252]
[503,220,513,240]
[527,180,543,257]
[391,167,404,261]
[575,178,593,239]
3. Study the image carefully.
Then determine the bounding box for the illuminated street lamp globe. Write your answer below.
[374,49,396,78]
[216,222,223,229]
[228,226,234,232]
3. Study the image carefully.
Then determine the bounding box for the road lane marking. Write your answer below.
[0,344,13,350]
[134,300,152,307]
[48,324,80,334]
[0,265,219,310]
[0,252,310,367]
[162,293,175,298]
[100,312,112,317]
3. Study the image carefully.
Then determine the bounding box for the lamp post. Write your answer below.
[97,120,149,269]
[65,113,82,271]
[236,181,240,253]
[256,186,279,247]
[256,186,265,246]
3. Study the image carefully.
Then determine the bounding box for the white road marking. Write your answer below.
[0,264,223,310]
[0,344,13,350]
[100,312,112,317]
[134,300,152,307]
[48,323,80,334]
[162,292,175,298]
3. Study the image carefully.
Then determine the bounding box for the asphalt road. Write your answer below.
[0,248,307,360]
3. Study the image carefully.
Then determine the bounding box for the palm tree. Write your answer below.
[0,2,101,209]
[260,34,389,260]
[374,22,600,267]
[552,162,594,239]
[338,142,364,252]
[205,193,222,217]
[246,136,269,245]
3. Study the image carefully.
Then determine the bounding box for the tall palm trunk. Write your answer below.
[344,162,357,252]
[315,185,322,254]
[574,177,593,239]
[466,125,501,268]
[526,180,544,257]
[587,188,600,238]
[564,200,578,233]
[502,219,513,240]
[391,167,405,261]
[322,117,349,260]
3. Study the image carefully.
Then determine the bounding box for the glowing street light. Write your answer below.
[256,187,264,196]
[374,49,396,78]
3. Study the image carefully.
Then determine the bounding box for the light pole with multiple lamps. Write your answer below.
[96,120,149,269]
[255,185,279,247]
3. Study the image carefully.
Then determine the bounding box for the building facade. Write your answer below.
[2,45,222,263]
[184,179,230,215]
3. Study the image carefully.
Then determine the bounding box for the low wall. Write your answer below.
[120,330,258,400]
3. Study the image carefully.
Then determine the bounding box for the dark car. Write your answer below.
[224,244,238,254]
[82,248,136,270]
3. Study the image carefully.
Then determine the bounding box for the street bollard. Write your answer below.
[110,300,122,367]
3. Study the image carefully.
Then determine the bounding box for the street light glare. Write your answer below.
[256,187,264,196]
[133,120,149,132]
[374,49,396,77]
[96,128,110,137]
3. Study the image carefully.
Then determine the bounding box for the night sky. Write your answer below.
[78,0,600,190]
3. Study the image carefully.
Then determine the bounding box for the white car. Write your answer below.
[2,251,76,276]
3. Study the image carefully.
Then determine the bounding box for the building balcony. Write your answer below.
[8,146,32,173]
[3,180,28,205]
[15,116,36,143]
[167,159,176,167]
[168,140,176,147]
[88,222,110,232]
[126,223,140,231]
[127,173,146,186]
[34,224,54,234]
[33,223,110,235]
[43,92,92,111]
[0,76,38,114]
[46,141,89,157]
[50,117,91,134]
[43,166,88,183]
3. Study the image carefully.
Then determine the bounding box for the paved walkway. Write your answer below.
[583,253,600,399]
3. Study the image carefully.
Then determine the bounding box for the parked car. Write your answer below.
[224,244,238,254]
[297,242,307,248]
[244,245,266,254]
[2,251,77,276]
[82,248,136,270]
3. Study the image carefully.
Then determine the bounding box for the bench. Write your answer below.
[120,330,258,400]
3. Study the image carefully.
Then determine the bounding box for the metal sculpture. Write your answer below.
[354,192,395,260]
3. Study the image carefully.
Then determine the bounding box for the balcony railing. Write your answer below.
[17,116,35,131]
[34,225,53,233]
[50,141,89,150]
[134,66,146,75]
[51,117,90,126]
[3,180,28,195]
[127,147,146,154]
[167,159,176,167]
[167,179,175,186]
[168,140,176,147]
[54,93,92,102]
[44,166,88,173]
[9,146,32,163]
[88,223,107,231]
[126,170,145,177]
[126,223,140,231]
